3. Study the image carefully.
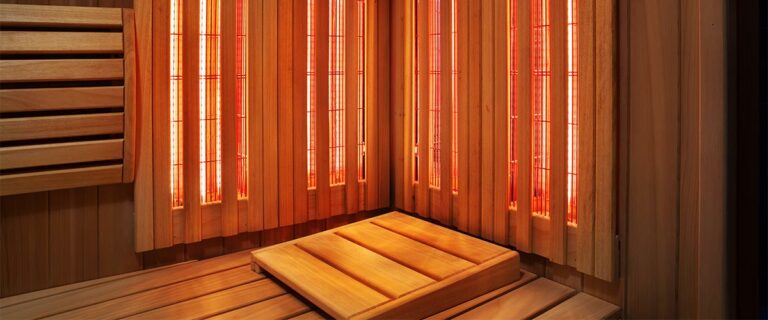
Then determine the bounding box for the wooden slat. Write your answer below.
[46,187,98,287]
[0,59,123,83]
[0,4,123,28]
[376,0,392,212]
[125,280,285,320]
[248,0,264,232]
[289,311,327,320]
[371,212,507,264]
[220,0,239,237]
[399,0,415,213]
[425,271,538,319]
[467,0,482,235]
[456,0,469,231]
[133,0,154,252]
[0,87,123,113]
[365,0,380,211]
[0,31,122,54]
[391,0,405,210]
[0,250,251,319]
[97,184,144,277]
[209,294,311,320]
[0,113,123,142]
[344,0,359,216]
[0,165,122,196]
[455,278,575,320]
[437,0,453,225]
[252,244,389,320]
[0,139,123,170]
[479,0,495,241]
[277,0,295,226]
[295,233,435,298]
[493,0,510,245]
[536,293,620,319]
[515,0,533,251]
[315,0,331,219]
[576,0,596,275]
[182,0,202,243]
[47,266,262,319]
[122,9,136,183]
[293,0,309,224]
[416,0,429,218]
[335,222,474,280]
[550,0,568,265]
[263,0,280,228]
[151,0,173,249]
[594,0,617,281]
[0,192,49,296]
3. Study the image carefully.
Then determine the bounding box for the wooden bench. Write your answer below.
[251,212,522,319]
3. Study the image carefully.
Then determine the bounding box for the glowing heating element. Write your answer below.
[170,0,184,208]
[451,0,457,192]
[413,0,419,182]
[532,0,551,216]
[307,0,317,188]
[329,0,346,185]
[567,0,578,224]
[509,0,518,207]
[357,0,366,181]
[236,0,248,198]
[428,0,441,188]
[200,0,222,203]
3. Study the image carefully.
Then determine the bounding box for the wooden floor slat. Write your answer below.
[125,279,285,320]
[252,244,390,319]
[295,233,436,298]
[336,222,475,280]
[46,266,262,320]
[535,293,620,320]
[289,311,328,320]
[455,278,576,320]
[209,293,312,320]
[372,212,507,264]
[0,250,250,319]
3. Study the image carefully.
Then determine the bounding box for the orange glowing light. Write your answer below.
[329,0,346,185]
[532,0,551,216]
[567,0,578,224]
[171,0,184,208]
[200,0,222,203]
[236,0,248,198]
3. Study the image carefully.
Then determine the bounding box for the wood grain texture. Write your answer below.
[97,183,142,277]
[151,0,172,249]
[0,113,123,142]
[248,0,264,231]
[425,271,538,319]
[122,8,136,183]
[456,0,469,231]
[0,31,122,54]
[277,0,295,226]
[182,0,201,243]
[466,0,481,235]
[0,59,123,83]
[315,0,331,219]
[493,0,509,245]
[456,278,575,320]
[515,0,532,251]
[0,192,49,296]
[536,292,620,319]
[480,0,495,241]
[549,0,568,265]
[293,0,309,224]
[0,139,123,170]
[209,293,311,320]
[220,0,238,236]
[0,3,123,27]
[344,0,359,216]
[48,187,99,287]
[0,86,123,113]
[437,0,452,225]
[0,165,123,196]
[133,0,154,252]
[415,0,429,218]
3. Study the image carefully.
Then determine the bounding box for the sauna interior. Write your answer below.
[0,0,765,319]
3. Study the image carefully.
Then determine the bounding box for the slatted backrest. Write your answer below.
[0,4,135,196]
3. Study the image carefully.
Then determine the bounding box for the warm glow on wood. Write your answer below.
[451,0,458,192]
[200,0,222,203]
[567,0,577,224]
[532,0,550,216]
[509,0,518,206]
[236,0,248,198]
[171,0,184,208]
[413,0,419,183]
[308,0,317,188]
[329,0,346,185]
[428,0,441,188]
[357,0,366,181]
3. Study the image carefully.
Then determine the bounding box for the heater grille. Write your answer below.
[451,0,458,192]
[171,0,184,208]
[236,0,248,198]
[307,0,317,188]
[199,0,222,204]
[567,0,578,224]
[357,0,366,181]
[329,0,345,186]
[509,0,519,207]
[532,0,551,216]
[428,0,442,188]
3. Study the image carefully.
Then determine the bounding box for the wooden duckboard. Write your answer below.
[251,212,521,319]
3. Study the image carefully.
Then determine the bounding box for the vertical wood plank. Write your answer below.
[416,0,429,218]
[401,0,415,213]
[365,0,380,211]
[466,0,481,235]
[515,0,532,251]
[456,0,469,231]
[493,0,509,245]
[263,0,279,229]
[277,0,295,226]
[550,0,568,264]
[576,0,595,275]
[294,0,309,224]
[0,192,49,297]
[437,0,453,225]
[152,0,172,249]
[391,0,406,210]
[480,0,495,240]
[316,0,331,219]
[133,0,154,252]
[48,187,99,287]
[376,0,391,210]
[345,0,359,215]
[594,0,617,281]
[221,0,238,236]
[182,0,201,243]
[248,0,265,231]
[97,184,143,277]
[122,9,136,184]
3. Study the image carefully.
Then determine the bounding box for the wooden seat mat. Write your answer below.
[251,211,521,320]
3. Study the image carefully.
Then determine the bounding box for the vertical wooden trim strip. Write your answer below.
[576,0,595,274]
[122,9,136,184]
[316,0,331,219]
[401,0,415,213]
[466,0,481,236]
[277,0,295,226]
[438,0,453,225]
[182,0,201,243]
[416,0,430,218]
[456,0,469,231]
[550,0,568,264]
[391,0,405,210]
[366,0,380,211]
[152,0,172,249]
[132,1,154,252]
[248,0,265,232]
[479,0,494,240]
[515,0,532,251]
[294,0,309,224]
[376,0,391,210]
[263,0,280,229]
[345,0,359,215]
[493,0,510,245]
[594,0,616,281]
[221,0,238,236]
